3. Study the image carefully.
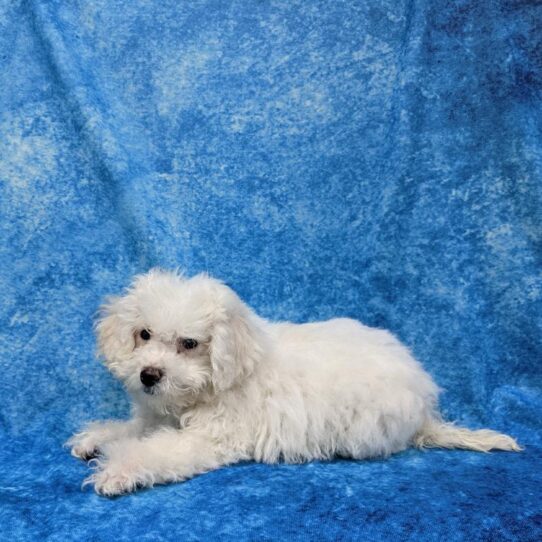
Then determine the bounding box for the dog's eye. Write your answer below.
[140,329,151,341]
[181,338,198,350]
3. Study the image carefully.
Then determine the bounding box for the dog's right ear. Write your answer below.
[95,295,136,364]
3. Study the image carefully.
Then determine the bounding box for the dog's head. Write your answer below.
[96,269,263,412]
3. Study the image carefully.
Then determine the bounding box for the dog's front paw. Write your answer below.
[67,428,104,461]
[85,461,147,496]
[71,444,101,461]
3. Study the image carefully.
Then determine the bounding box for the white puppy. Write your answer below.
[68,269,521,495]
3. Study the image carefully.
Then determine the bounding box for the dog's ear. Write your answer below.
[95,295,136,364]
[209,287,264,392]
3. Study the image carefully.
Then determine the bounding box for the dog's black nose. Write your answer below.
[140,367,163,387]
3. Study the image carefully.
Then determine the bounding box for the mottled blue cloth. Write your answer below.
[1,0,541,540]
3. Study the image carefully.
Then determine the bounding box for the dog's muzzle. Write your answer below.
[140,367,163,389]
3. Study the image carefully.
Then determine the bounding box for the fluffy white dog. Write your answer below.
[68,269,521,495]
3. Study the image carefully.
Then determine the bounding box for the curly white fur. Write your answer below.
[68,269,521,496]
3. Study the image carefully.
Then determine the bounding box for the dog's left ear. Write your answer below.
[209,286,264,392]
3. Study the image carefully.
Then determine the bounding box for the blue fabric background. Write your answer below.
[1,0,541,540]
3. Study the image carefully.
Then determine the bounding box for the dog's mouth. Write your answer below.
[142,385,160,395]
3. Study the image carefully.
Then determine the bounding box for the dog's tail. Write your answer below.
[413,419,522,452]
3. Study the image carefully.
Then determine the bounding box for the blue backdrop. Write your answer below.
[1,1,541,540]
